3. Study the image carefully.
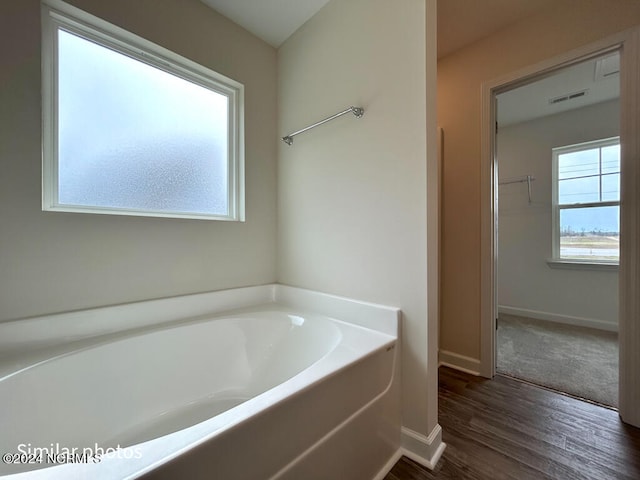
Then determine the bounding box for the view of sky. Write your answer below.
[557,144,620,235]
[560,206,619,235]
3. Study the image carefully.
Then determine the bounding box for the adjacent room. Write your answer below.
[436,0,640,477]
[496,53,620,408]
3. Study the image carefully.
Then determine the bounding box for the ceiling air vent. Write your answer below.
[548,89,588,105]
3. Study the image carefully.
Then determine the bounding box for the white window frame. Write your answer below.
[551,136,620,266]
[41,0,245,221]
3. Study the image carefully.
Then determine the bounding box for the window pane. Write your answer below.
[601,144,620,174]
[559,206,619,261]
[558,149,599,180]
[558,176,599,204]
[57,29,229,215]
[602,173,620,202]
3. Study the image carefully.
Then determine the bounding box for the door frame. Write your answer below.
[479,27,640,426]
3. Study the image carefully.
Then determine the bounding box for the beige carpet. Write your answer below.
[497,313,618,407]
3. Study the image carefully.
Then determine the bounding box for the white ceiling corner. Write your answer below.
[200,0,331,47]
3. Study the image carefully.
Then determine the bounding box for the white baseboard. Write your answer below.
[438,350,481,375]
[372,449,403,480]
[498,305,618,332]
[400,425,446,470]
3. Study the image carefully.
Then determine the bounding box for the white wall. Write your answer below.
[0,0,278,321]
[278,0,440,454]
[498,100,619,330]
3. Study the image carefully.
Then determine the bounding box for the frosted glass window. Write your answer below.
[42,1,244,221]
[552,138,620,263]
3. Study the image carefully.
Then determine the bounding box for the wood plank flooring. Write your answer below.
[385,367,640,480]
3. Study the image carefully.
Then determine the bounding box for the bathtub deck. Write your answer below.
[384,367,640,480]
[0,285,401,480]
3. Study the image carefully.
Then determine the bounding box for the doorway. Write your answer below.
[479,28,640,427]
[494,53,620,407]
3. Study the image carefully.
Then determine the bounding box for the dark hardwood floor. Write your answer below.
[385,367,640,480]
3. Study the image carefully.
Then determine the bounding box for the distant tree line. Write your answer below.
[560,226,619,237]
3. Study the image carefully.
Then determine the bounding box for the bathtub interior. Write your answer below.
[0,307,346,473]
[0,286,400,479]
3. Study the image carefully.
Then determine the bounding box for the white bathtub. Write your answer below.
[0,286,400,479]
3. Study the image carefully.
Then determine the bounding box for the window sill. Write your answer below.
[546,259,619,271]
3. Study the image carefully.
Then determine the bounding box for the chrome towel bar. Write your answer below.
[282,106,364,145]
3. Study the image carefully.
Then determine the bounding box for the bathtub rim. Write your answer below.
[0,285,400,479]
[0,284,399,355]
[129,329,398,479]
[0,318,397,479]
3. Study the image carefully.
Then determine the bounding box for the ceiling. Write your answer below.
[199,0,615,125]
[437,0,619,125]
[200,0,330,47]
[437,0,554,58]
[498,53,620,126]
[200,0,556,54]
